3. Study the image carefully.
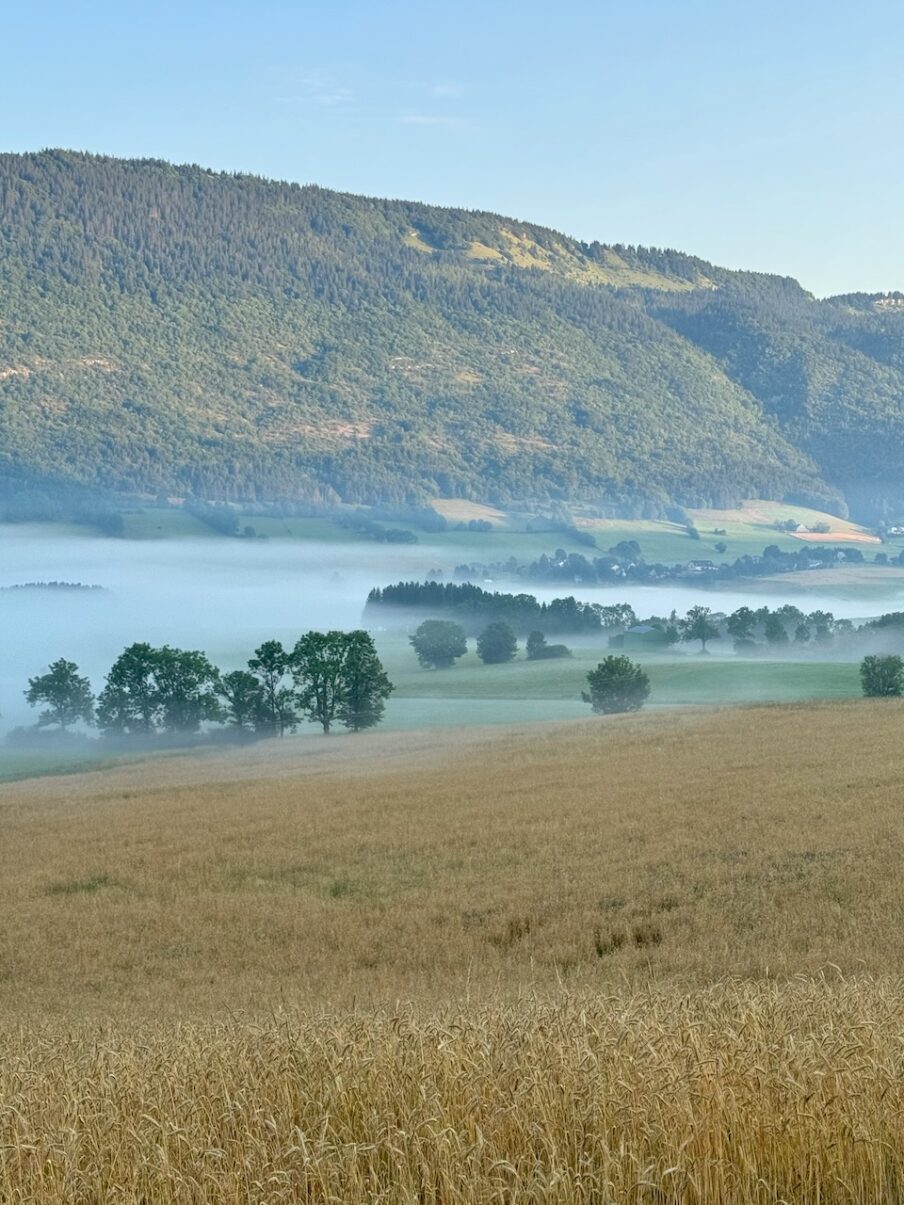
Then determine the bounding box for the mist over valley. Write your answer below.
[5,16,904,1189]
[1,523,899,735]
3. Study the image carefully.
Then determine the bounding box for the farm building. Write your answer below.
[608,623,671,651]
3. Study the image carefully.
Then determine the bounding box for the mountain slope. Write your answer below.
[0,150,901,517]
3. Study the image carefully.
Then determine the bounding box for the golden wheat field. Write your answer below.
[6,700,904,1200]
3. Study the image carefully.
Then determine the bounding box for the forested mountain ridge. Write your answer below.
[2,149,903,518]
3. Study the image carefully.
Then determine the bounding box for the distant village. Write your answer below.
[434,537,892,592]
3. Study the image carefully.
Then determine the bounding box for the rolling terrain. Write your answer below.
[6,150,904,1202]
[3,700,902,1012]
[3,151,904,517]
[3,703,904,1198]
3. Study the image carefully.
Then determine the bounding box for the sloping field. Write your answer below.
[5,702,904,1200]
[688,498,880,551]
[793,530,882,543]
[688,498,870,535]
[7,700,904,1014]
[429,498,509,526]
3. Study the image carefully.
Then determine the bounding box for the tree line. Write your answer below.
[17,632,392,742]
[370,582,904,657]
[431,539,893,593]
[366,582,632,636]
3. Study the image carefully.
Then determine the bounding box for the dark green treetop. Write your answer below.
[25,658,94,730]
[409,620,468,669]
[476,621,518,665]
[582,656,651,715]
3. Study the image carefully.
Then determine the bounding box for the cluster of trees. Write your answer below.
[720,605,842,651]
[610,603,904,656]
[526,632,572,660]
[0,581,104,595]
[0,472,124,533]
[335,515,418,543]
[658,604,846,654]
[18,632,393,742]
[405,617,646,716]
[438,540,892,593]
[375,581,904,660]
[7,150,904,517]
[369,582,863,656]
[606,603,859,655]
[408,619,572,669]
[367,582,634,636]
[664,604,904,656]
[182,497,249,537]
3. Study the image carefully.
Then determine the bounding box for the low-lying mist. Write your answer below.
[1,528,901,732]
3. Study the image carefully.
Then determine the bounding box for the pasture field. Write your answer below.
[0,745,122,783]
[755,564,904,596]
[686,498,875,549]
[27,496,883,570]
[380,639,862,708]
[3,702,904,1198]
[119,508,220,539]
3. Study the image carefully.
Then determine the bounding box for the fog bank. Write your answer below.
[1,529,900,731]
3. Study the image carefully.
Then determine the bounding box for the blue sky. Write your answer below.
[4,0,903,295]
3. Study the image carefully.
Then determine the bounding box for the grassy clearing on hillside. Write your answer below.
[428,498,508,525]
[230,514,360,541]
[689,498,869,536]
[580,498,880,563]
[118,508,216,539]
[4,702,904,1198]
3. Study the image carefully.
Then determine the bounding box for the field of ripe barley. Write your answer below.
[5,700,904,1200]
[3,980,904,1203]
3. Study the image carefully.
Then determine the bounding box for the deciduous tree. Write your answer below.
[335,631,394,732]
[248,640,297,735]
[476,621,517,665]
[409,620,468,669]
[153,646,223,733]
[582,656,650,714]
[25,659,94,730]
[679,606,719,653]
[96,643,160,736]
[860,654,904,698]
[218,670,267,731]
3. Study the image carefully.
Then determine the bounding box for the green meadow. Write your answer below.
[96,497,885,571]
[0,746,125,783]
[378,638,862,713]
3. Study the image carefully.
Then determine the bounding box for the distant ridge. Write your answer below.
[2,149,904,519]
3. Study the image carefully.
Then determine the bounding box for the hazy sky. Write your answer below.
[5,0,903,296]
